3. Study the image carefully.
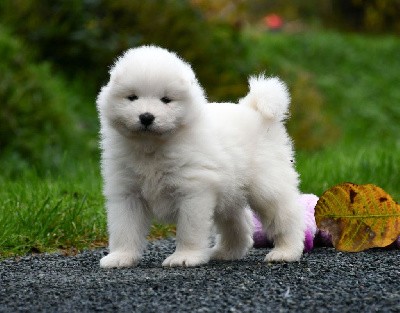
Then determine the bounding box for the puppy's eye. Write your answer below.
[160,97,172,104]
[127,95,138,101]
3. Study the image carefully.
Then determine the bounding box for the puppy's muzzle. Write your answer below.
[139,113,155,127]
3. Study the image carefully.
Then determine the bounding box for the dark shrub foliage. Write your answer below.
[0,0,339,167]
[0,27,90,173]
[0,0,249,101]
[329,0,400,34]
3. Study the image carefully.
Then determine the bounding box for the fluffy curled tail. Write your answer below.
[239,74,290,122]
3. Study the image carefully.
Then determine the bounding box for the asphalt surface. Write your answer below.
[1,239,399,312]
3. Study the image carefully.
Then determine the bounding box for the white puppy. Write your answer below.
[97,45,305,268]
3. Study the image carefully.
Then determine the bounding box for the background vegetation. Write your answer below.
[0,0,399,257]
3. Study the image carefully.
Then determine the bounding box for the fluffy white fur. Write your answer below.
[97,45,305,268]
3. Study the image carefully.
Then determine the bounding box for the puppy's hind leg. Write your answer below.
[249,177,305,262]
[211,206,254,261]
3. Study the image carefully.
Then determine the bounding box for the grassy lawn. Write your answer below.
[247,30,400,198]
[297,142,400,199]
[0,161,105,258]
[1,30,399,258]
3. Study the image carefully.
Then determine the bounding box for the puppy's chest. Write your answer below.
[138,171,174,199]
[134,164,179,219]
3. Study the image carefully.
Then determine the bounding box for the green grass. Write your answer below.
[247,30,400,199]
[0,159,178,258]
[0,160,106,258]
[297,142,400,200]
[1,30,399,258]
[247,31,400,144]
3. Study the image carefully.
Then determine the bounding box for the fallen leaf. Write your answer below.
[315,183,400,252]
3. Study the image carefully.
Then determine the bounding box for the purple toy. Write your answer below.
[253,194,318,252]
[253,194,400,251]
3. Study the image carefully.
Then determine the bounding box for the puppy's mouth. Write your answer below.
[110,117,174,138]
[134,121,177,137]
[138,125,162,135]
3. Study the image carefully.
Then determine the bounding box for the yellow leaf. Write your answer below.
[315,183,400,252]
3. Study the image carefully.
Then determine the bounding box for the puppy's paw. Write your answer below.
[211,238,252,261]
[162,250,210,267]
[211,247,248,261]
[265,247,302,263]
[100,252,140,268]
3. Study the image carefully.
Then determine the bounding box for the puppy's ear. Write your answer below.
[184,76,204,92]
[179,77,193,88]
[96,85,110,112]
[177,76,206,102]
[165,77,191,100]
[108,51,132,84]
[109,66,125,84]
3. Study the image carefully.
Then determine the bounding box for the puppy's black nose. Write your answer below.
[139,113,155,126]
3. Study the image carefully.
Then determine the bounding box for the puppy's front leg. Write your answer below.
[100,196,151,268]
[162,192,215,267]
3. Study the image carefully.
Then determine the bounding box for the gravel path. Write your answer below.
[1,239,399,312]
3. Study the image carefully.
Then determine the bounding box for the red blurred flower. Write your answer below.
[264,14,283,30]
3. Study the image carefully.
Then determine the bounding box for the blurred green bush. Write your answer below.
[0,26,95,174]
[0,0,340,176]
[287,71,339,150]
[0,0,249,102]
[247,0,400,34]
[329,0,400,33]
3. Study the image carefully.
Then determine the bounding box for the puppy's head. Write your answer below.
[97,46,206,139]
